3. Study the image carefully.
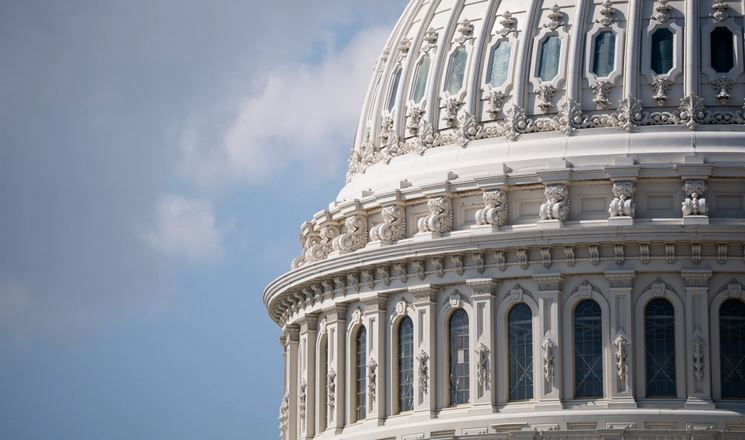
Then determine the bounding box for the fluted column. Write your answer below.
[363,295,388,424]
[533,274,563,409]
[284,325,300,440]
[300,315,318,439]
[467,278,498,409]
[684,0,699,96]
[622,0,642,96]
[325,305,347,433]
[605,270,637,408]
[410,284,438,416]
[682,270,715,408]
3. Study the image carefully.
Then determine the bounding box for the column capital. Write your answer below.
[283,324,300,342]
[362,294,388,313]
[533,273,564,291]
[466,278,499,296]
[605,270,636,289]
[681,270,712,288]
[323,304,347,323]
[409,284,439,304]
[300,313,320,333]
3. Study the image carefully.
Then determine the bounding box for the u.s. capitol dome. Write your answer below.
[265,0,745,438]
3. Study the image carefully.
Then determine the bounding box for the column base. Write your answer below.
[682,215,709,225]
[608,216,633,226]
[684,397,715,409]
[607,395,637,408]
[534,399,563,410]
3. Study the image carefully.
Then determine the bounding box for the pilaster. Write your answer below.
[532,273,563,409]
[466,278,498,409]
[362,295,388,424]
[284,325,300,440]
[605,270,637,408]
[681,270,715,408]
[410,284,439,416]
[300,315,318,439]
[324,305,347,433]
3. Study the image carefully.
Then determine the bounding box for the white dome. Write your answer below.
[267,1,745,439]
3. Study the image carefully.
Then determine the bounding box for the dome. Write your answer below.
[266,1,745,439]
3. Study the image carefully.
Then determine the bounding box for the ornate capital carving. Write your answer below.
[681,270,712,288]
[533,273,564,291]
[605,270,635,289]
[467,278,498,296]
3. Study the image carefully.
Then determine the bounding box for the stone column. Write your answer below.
[605,270,636,408]
[681,270,715,408]
[362,295,387,424]
[410,284,438,416]
[325,305,347,433]
[300,315,318,439]
[533,274,563,409]
[466,278,498,409]
[284,325,300,440]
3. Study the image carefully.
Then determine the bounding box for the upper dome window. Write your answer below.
[445,47,468,95]
[487,42,511,87]
[387,67,402,112]
[711,27,735,73]
[538,35,561,81]
[592,31,616,77]
[411,55,431,103]
[650,28,674,75]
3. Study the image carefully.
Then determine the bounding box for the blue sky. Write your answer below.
[0,1,405,438]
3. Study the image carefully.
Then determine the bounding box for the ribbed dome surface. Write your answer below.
[343,0,745,198]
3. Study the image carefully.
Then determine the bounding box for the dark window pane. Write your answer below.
[593,31,616,77]
[538,35,561,81]
[645,298,676,397]
[356,326,367,420]
[398,317,414,411]
[574,300,603,398]
[651,28,674,75]
[449,309,470,405]
[721,299,745,399]
[509,303,533,401]
[711,27,735,73]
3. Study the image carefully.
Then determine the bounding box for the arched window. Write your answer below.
[720,299,745,399]
[387,67,402,112]
[574,299,603,398]
[711,27,735,73]
[449,308,470,405]
[538,35,561,81]
[650,28,674,75]
[509,303,533,401]
[355,325,367,420]
[398,317,414,411]
[592,31,615,77]
[318,334,328,428]
[645,298,676,397]
[487,42,511,87]
[411,55,431,103]
[445,47,468,95]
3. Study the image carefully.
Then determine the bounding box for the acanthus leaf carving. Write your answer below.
[609,181,636,217]
[421,27,438,54]
[497,10,517,37]
[278,392,289,438]
[692,333,705,381]
[455,19,475,46]
[475,189,508,227]
[536,84,557,113]
[441,93,465,128]
[406,101,427,136]
[711,0,730,23]
[327,369,336,415]
[682,179,707,216]
[332,214,368,254]
[369,205,406,243]
[555,99,582,135]
[678,94,707,130]
[475,343,490,388]
[591,80,613,109]
[543,4,566,31]
[652,0,672,23]
[368,356,378,406]
[417,350,429,394]
[539,184,569,222]
[712,76,735,105]
[298,378,307,419]
[614,332,630,382]
[596,0,617,26]
[483,86,508,119]
[541,335,557,384]
[417,197,453,234]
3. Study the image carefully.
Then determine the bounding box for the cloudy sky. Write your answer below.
[0,1,405,438]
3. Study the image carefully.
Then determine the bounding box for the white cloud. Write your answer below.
[147,195,223,261]
[181,26,390,184]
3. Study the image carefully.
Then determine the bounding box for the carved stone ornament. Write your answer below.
[726,281,743,298]
[497,10,517,37]
[448,291,462,308]
[413,260,426,280]
[541,335,557,384]
[379,112,394,146]
[564,246,576,266]
[474,253,485,274]
[347,272,360,292]
[596,0,617,26]
[327,369,337,414]
[395,299,410,316]
[543,4,566,31]
[539,184,569,222]
[591,80,612,108]
[393,262,408,283]
[651,77,672,106]
[576,281,593,298]
[351,307,363,325]
[652,0,672,23]
[483,86,508,119]
[536,84,557,113]
[517,248,529,269]
[369,205,406,243]
[433,257,444,278]
[452,254,464,275]
[475,189,508,227]
[298,378,307,419]
[678,94,706,130]
[422,27,439,54]
[609,180,636,217]
[278,392,290,438]
[418,197,453,234]
[455,19,475,46]
[417,350,430,394]
[476,343,490,388]
[712,76,735,105]
[718,243,728,265]
[640,243,650,264]
[332,215,368,254]
[368,356,378,406]
[406,101,426,136]
[441,93,465,128]
[509,285,524,302]
[614,332,630,382]
[361,269,375,289]
[682,179,707,216]
[692,333,705,380]
[495,250,507,271]
[541,247,552,268]
[691,243,702,265]
[615,96,644,132]
[711,0,730,23]
[397,37,412,62]
[589,245,600,265]
[614,244,625,266]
